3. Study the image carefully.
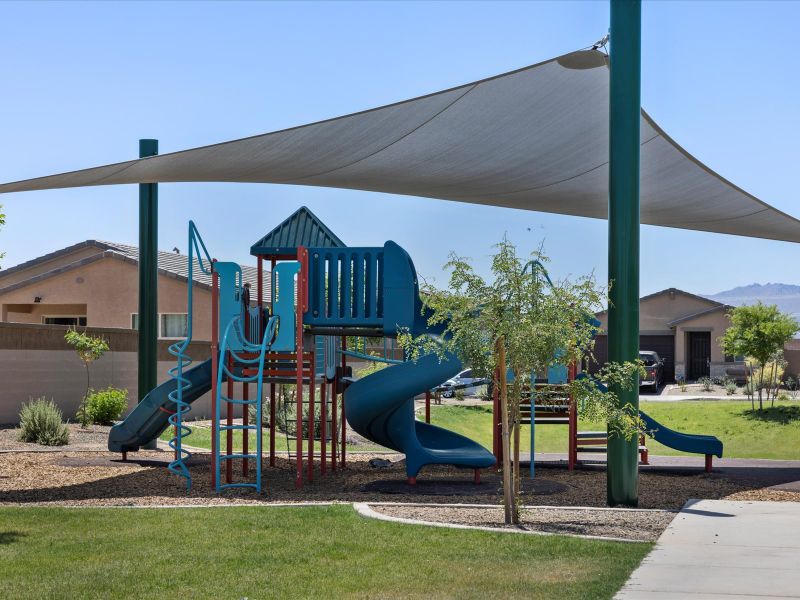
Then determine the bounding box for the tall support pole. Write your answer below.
[607,0,642,507]
[138,139,158,449]
[269,257,276,467]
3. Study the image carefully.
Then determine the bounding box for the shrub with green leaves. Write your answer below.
[18,398,70,446]
[725,380,737,396]
[85,387,128,425]
[698,376,714,392]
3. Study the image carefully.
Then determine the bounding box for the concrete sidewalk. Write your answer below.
[616,500,800,599]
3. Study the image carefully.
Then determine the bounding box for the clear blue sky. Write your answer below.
[1,1,798,295]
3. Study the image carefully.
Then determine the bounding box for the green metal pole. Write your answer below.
[607,0,641,507]
[138,139,158,449]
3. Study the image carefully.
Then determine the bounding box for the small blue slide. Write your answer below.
[639,409,723,460]
[581,374,723,463]
[108,359,215,453]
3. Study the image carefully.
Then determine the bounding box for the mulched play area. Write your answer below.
[2,434,798,542]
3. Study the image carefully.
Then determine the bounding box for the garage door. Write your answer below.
[585,334,675,383]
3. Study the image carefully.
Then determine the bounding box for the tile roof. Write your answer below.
[0,240,266,296]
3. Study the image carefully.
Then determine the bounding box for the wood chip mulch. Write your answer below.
[369,505,676,542]
[1,451,797,510]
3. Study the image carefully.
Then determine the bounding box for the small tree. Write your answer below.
[402,239,642,524]
[721,303,798,410]
[64,329,109,427]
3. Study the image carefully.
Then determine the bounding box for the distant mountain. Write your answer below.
[703,283,800,320]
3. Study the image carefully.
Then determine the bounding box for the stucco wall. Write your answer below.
[0,323,232,425]
[0,256,215,340]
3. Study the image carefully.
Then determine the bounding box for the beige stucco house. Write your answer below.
[592,288,739,382]
[0,240,259,341]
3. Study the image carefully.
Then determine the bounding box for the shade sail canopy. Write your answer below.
[2,49,798,242]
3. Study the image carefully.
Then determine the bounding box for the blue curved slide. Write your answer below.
[639,410,723,459]
[345,322,496,479]
[108,359,215,453]
[580,374,723,460]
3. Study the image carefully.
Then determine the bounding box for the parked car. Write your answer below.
[438,369,489,398]
[639,351,664,391]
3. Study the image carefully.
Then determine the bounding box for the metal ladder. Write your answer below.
[214,314,277,492]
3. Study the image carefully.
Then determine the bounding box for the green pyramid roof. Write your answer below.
[250,206,346,256]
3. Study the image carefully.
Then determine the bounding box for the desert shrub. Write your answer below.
[85,387,128,425]
[698,376,714,392]
[676,375,687,392]
[455,389,466,401]
[18,398,70,446]
[725,381,737,396]
[777,392,791,402]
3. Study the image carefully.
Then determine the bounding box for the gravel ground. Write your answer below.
[1,451,796,509]
[368,505,675,541]
[0,424,112,451]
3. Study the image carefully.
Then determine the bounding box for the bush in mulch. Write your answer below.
[18,397,70,446]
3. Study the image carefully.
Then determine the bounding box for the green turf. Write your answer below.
[0,505,649,599]
[429,400,800,460]
[159,424,387,453]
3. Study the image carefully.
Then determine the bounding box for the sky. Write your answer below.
[0,0,798,296]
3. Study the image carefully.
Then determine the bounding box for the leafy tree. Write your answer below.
[721,303,798,410]
[401,238,642,524]
[64,329,109,427]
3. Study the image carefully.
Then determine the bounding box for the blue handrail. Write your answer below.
[166,221,213,490]
[214,314,277,492]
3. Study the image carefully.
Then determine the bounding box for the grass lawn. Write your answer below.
[159,424,387,453]
[430,400,800,460]
[0,505,650,599]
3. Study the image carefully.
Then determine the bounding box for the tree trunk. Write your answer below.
[497,338,513,525]
[758,363,765,410]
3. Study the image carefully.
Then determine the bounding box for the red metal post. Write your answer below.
[210,264,219,490]
[269,381,276,467]
[242,381,249,477]
[705,454,712,473]
[226,354,234,484]
[425,390,431,424]
[331,376,338,472]
[295,248,307,489]
[307,352,315,482]
[341,335,347,469]
[268,257,276,467]
[321,377,327,475]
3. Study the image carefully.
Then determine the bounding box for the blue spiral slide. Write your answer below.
[344,315,496,479]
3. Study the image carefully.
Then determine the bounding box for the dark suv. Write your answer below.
[639,351,664,392]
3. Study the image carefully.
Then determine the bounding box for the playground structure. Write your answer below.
[110,207,723,494]
[110,209,496,490]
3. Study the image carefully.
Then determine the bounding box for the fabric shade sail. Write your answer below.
[2,49,798,243]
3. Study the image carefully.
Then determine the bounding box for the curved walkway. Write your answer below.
[616,499,800,599]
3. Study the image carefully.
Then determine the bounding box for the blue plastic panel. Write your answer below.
[271,261,300,352]
[215,262,244,351]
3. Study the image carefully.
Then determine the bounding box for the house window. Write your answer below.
[131,313,188,339]
[43,316,87,326]
[724,354,746,363]
[161,313,188,339]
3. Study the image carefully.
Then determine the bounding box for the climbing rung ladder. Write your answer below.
[214,315,277,493]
